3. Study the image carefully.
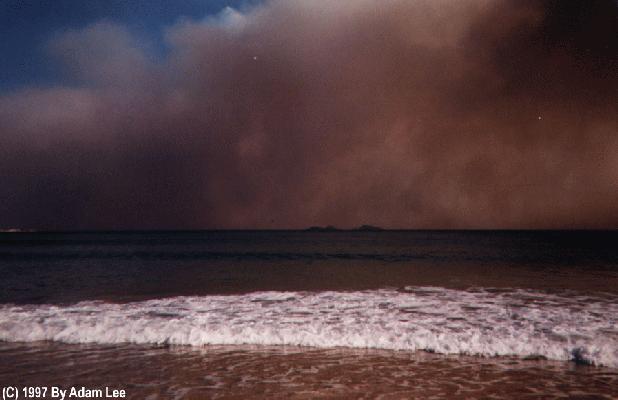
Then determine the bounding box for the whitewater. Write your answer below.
[1,287,616,368]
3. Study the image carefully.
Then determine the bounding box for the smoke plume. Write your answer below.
[1,0,616,229]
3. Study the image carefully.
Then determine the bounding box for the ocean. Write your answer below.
[1,230,617,399]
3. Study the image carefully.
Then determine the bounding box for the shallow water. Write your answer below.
[1,343,617,399]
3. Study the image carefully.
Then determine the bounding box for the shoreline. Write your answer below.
[2,342,617,399]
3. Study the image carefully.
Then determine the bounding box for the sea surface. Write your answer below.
[1,230,617,399]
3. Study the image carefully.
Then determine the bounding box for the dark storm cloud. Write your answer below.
[0,0,616,229]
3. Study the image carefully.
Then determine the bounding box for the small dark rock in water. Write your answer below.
[571,348,592,365]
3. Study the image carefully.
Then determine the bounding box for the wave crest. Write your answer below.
[1,287,616,367]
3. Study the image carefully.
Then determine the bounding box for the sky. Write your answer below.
[0,0,616,230]
[0,0,256,91]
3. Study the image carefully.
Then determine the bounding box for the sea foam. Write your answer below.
[1,287,616,367]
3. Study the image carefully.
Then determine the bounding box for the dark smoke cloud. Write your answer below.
[1,0,616,229]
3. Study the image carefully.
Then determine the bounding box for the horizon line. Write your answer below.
[1,228,617,234]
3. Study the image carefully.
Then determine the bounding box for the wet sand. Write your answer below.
[1,343,616,399]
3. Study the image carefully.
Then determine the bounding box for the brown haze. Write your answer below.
[0,0,616,230]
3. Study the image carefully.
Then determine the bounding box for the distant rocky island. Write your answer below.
[304,225,384,232]
[305,225,339,232]
[355,225,384,231]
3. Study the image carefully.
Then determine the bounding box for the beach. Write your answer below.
[2,343,617,399]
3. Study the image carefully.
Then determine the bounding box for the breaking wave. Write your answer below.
[1,287,616,367]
